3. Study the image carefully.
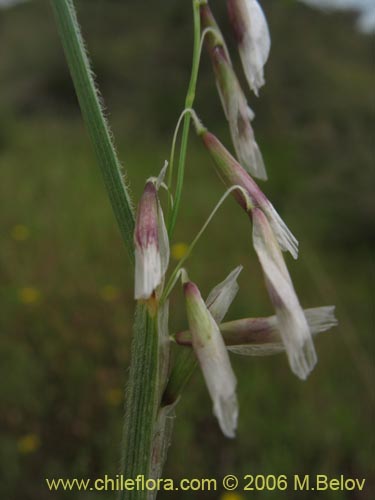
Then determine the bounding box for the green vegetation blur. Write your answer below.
[0,0,373,498]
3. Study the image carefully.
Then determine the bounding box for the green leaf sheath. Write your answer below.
[120,304,160,500]
[50,0,135,263]
[162,349,197,406]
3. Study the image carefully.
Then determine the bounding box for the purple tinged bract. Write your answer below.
[134,181,169,300]
[201,130,299,259]
[183,279,238,438]
[200,3,267,180]
[227,0,271,96]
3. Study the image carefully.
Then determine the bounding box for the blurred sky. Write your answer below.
[1,0,374,32]
[302,0,375,32]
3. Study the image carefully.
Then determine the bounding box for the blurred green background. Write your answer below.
[0,0,373,499]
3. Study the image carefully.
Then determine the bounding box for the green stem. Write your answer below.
[168,0,203,238]
[50,1,161,494]
[120,304,160,500]
[167,109,191,218]
[50,0,135,263]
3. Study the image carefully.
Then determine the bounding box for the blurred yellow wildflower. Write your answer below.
[18,287,41,304]
[11,224,30,241]
[17,434,41,454]
[100,285,120,302]
[220,494,244,500]
[171,242,189,260]
[105,388,123,406]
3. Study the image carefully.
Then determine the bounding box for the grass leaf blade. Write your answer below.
[50,0,135,263]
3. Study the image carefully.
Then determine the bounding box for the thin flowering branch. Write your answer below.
[161,184,252,303]
[166,22,222,213]
[167,109,191,211]
[200,27,228,57]
[159,268,189,309]
[168,0,205,238]
[167,108,204,215]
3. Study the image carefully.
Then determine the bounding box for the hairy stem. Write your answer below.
[51,2,162,494]
[50,0,135,263]
[120,304,160,500]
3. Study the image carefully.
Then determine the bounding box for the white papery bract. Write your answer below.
[303,306,338,334]
[135,241,161,300]
[206,265,243,323]
[229,102,267,181]
[134,177,169,300]
[222,60,267,180]
[252,208,317,379]
[200,3,267,180]
[227,306,337,356]
[184,280,238,438]
[227,0,271,96]
[261,202,299,259]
